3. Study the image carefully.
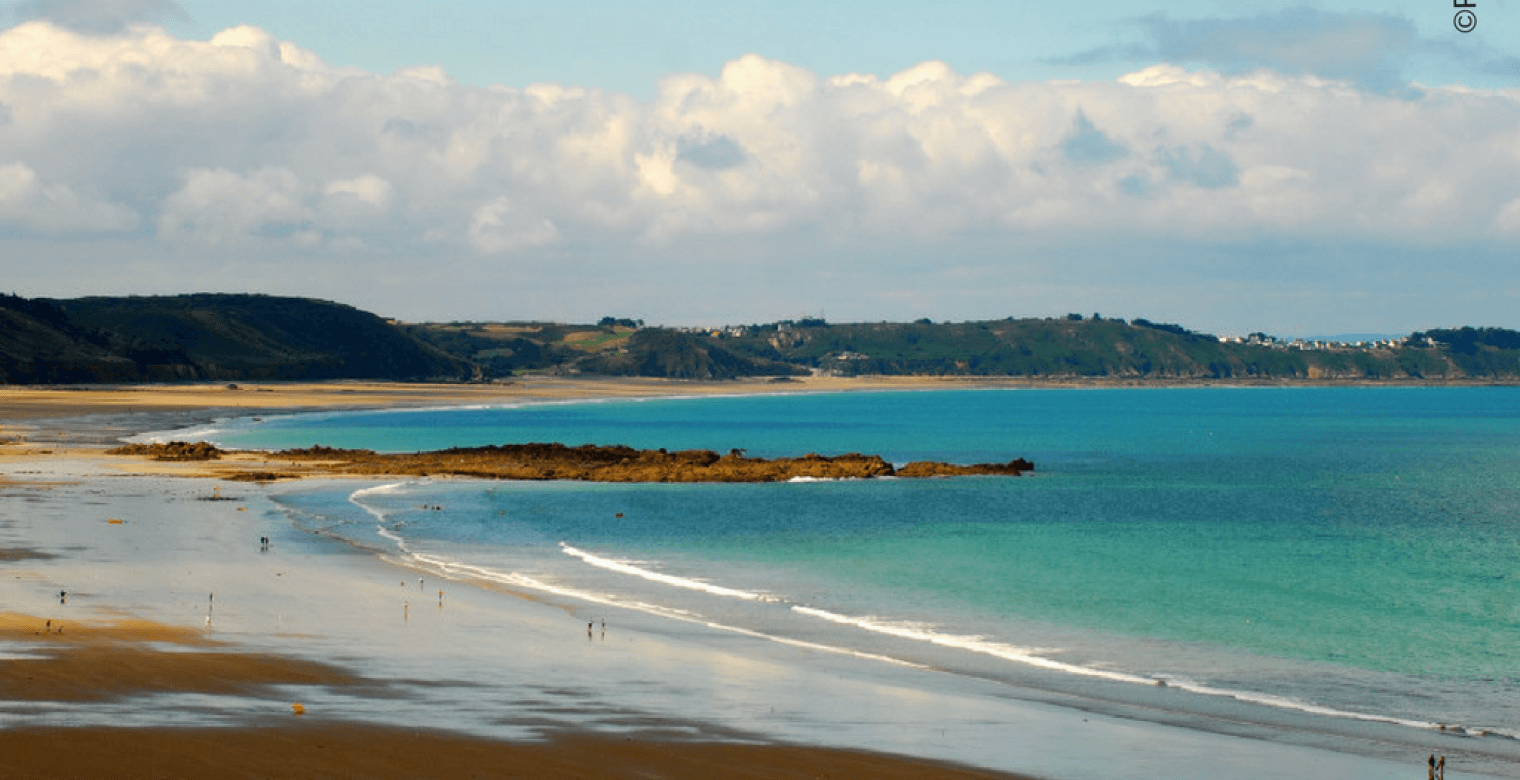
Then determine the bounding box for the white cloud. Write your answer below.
[1,19,1519,329]
[325,175,392,209]
[157,166,310,243]
[1,19,1517,253]
[467,195,558,253]
[0,158,137,231]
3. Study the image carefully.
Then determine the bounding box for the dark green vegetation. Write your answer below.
[400,321,805,380]
[5,292,1520,384]
[0,293,472,383]
[713,318,1421,379]
[708,317,1512,379]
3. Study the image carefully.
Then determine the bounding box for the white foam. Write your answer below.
[793,605,1152,685]
[1155,675,1448,732]
[560,543,784,602]
[349,481,425,552]
[127,421,230,445]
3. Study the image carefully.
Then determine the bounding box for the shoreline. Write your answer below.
[1,378,1510,780]
[0,377,1056,780]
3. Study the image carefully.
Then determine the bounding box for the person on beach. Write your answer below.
[1439,755,1446,779]
[1429,754,1436,780]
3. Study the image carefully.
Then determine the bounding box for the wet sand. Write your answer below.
[0,612,371,702]
[0,725,1025,780]
[0,613,1019,780]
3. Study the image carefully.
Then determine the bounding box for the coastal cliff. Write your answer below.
[109,442,1033,482]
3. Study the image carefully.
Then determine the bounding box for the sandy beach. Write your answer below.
[0,378,1470,780]
[1,377,1048,780]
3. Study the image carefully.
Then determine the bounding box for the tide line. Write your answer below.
[559,543,784,603]
[349,481,424,552]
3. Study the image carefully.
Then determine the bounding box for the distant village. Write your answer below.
[1217,333,1432,352]
[672,317,1437,354]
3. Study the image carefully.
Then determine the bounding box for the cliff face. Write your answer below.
[114,442,1034,483]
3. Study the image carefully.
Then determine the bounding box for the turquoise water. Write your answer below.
[192,387,1520,753]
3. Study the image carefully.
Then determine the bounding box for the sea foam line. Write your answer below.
[349,481,423,552]
[793,606,1151,685]
[391,550,924,670]
[792,605,1491,736]
[560,543,784,602]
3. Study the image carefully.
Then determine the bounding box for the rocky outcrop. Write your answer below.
[274,443,908,482]
[894,458,1034,477]
[120,441,1033,482]
[107,441,223,461]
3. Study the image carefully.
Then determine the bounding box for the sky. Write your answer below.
[1,0,1518,336]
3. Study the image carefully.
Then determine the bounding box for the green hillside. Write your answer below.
[403,321,805,379]
[576,328,807,379]
[706,316,1501,380]
[0,293,473,383]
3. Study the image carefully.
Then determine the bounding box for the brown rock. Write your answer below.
[109,441,1029,483]
[106,441,224,461]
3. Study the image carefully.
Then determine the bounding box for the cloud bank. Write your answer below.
[1,19,1517,329]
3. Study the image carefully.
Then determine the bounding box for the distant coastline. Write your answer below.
[8,292,1520,385]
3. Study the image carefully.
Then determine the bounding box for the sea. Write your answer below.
[161,386,1520,770]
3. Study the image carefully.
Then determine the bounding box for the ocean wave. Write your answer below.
[560,543,784,602]
[126,420,230,445]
